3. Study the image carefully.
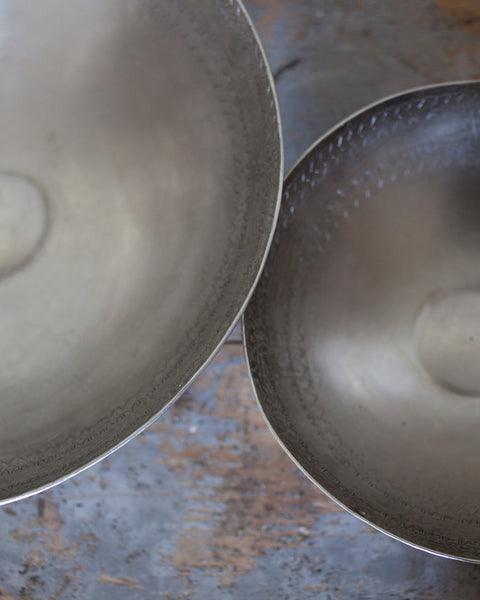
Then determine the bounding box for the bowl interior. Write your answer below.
[245,82,480,560]
[0,0,281,501]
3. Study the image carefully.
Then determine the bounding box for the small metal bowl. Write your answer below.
[245,81,480,561]
[0,0,282,502]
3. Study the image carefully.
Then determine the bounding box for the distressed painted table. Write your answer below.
[3,1,480,598]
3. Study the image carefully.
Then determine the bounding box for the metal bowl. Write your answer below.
[245,82,480,561]
[0,0,282,502]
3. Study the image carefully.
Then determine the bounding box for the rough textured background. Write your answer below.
[3,0,480,598]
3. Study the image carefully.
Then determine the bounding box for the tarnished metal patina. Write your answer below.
[0,0,282,503]
[245,82,480,562]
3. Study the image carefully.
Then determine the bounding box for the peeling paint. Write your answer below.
[0,340,479,597]
[3,0,480,583]
[97,574,142,589]
[10,497,80,560]
[0,587,22,600]
[23,548,46,567]
[428,0,480,33]
[79,533,98,543]
[166,345,340,588]
[305,583,328,591]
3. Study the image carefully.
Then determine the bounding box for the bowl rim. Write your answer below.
[2,0,284,506]
[244,78,480,563]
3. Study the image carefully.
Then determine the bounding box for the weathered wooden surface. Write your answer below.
[3,0,480,597]
[3,344,480,599]
[255,0,480,170]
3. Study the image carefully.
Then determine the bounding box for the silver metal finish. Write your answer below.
[245,82,480,561]
[0,0,282,502]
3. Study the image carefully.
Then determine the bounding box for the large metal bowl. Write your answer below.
[245,82,480,561]
[0,0,282,502]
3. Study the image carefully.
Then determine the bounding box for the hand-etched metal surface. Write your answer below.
[0,0,281,502]
[245,82,480,561]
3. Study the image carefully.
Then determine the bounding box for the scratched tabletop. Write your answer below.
[3,1,480,599]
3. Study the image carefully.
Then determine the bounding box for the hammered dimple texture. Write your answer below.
[245,83,480,560]
[0,0,281,501]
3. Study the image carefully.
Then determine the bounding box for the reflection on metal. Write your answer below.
[246,82,480,562]
[3,0,480,597]
[0,0,282,502]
